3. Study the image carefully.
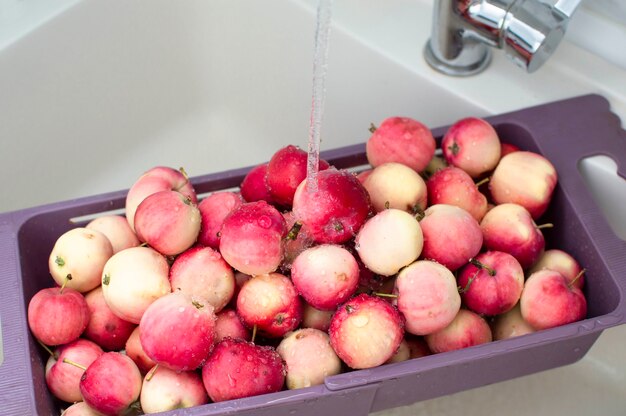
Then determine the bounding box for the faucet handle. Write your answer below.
[502,0,581,72]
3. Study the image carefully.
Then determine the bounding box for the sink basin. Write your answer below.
[0,0,625,415]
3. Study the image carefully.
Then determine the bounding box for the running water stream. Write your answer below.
[305,0,333,192]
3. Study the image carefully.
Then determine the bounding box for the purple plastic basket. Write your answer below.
[1,94,625,415]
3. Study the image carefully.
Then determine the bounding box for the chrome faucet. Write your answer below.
[424,0,583,76]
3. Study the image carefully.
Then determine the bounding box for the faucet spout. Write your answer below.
[424,0,582,76]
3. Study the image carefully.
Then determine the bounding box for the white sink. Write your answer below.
[1,0,625,415]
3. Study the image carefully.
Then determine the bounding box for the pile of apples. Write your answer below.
[27,116,588,416]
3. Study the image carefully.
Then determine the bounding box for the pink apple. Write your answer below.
[393,260,461,336]
[86,215,140,254]
[214,308,251,343]
[355,208,423,276]
[441,117,501,178]
[520,269,587,330]
[301,302,334,332]
[45,339,103,403]
[134,190,201,256]
[425,309,493,353]
[169,245,235,313]
[239,163,274,204]
[79,352,142,416]
[61,402,102,416]
[426,166,488,222]
[101,246,171,324]
[280,211,316,272]
[202,338,285,402]
[266,144,330,206]
[139,291,216,371]
[500,142,521,157]
[366,116,436,172]
[528,248,585,289]
[236,273,303,338]
[405,336,432,359]
[125,166,197,232]
[28,287,90,346]
[290,244,360,311]
[489,150,558,219]
[419,204,483,271]
[140,366,208,413]
[219,201,287,276]
[480,203,546,269]
[362,162,428,213]
[83,286,136,351]
[197,191,243,248]
[48,227,113,293]
[292,168,371,244]
[491,302,535,340]
[457,251,524,316]
[277,328,342,389]
[125,326,157,374]
[329,293,404,369]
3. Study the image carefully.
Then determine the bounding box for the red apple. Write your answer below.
[419,204,483,271]
[214,308,251,343]
[239,163,274,204]
[426,166,488,222]
[139,291,216,371]
[528,248,585,289]
[134,190,201,256]
[202,338,285,402]
[45,339,103,403]
[301,302,334,332]
[266,144,330,206]
[219,201,287,275]
[197,191,243,248]
[520,269,587,330]
[125,326,157,374]
[292,168,371,244]
[125,166,197,232]
[366,116,436,172]
[28,287,90,346]
[79,352,142,416]
[457,251,524,316]
[236,273,303,338]
[425,309,493,353]
[480,203,546,269]
[83,286,136,351]
[441,117,501,178]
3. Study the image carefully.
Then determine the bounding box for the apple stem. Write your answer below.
[474,177,490,188]
[251,325,258,344]
[537,223,554,230]
[373,292,398,299]
[469,258,496,276]
[146,364,159,382]
[286,221,302,241]
[62,358,87,371]
[59,274,73,294]
[37,339,57,359]
[178,167,189,182]
[568,268,586,289]
[458,269,480,293]
[413,207,425,222]
[369,123,377,133]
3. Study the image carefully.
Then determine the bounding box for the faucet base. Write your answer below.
[423,39,492,77]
